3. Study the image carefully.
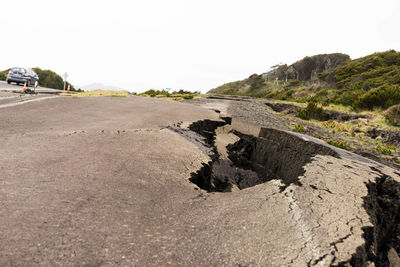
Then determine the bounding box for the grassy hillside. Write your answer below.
[209,50,400,111]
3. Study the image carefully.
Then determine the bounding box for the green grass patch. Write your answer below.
[293,124,305,133]
[326,139,352,151]
[374,143,395,156]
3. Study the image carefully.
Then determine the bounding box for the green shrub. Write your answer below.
[375,143,394,156]
[298,102,328,121]
[182,94,194,99]
[248,74,265,91]
[384,104,400,126]
[326,139,351,151]
[318,72,329,79]
[353,84,400,110]
[142,89,172,97]
[173,89,193,95]
[293,124,305,133]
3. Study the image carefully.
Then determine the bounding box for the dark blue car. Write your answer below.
[7,67,39,87]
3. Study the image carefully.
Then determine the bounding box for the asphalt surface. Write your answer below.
[0,95,226,266]
[0,81,64,109]
[1,94,400,266]
[0,80,63,94]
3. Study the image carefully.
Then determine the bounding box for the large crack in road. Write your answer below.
[173,117,400,266]
[187,117,339,192]
[338,169,400,266]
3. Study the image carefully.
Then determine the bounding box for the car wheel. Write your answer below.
[7,81,10,84]
[17,82,20,85]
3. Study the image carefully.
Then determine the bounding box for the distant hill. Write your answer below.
[208,50,400,110]
[78,83,127,92]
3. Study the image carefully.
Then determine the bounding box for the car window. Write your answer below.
[11,67,26,73]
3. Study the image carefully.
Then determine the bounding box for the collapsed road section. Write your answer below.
[187,117,339,192]
[170,116,400,266]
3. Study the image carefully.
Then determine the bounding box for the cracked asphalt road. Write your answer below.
[1,95,400,266]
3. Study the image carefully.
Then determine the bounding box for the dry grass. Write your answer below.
[61,89,129,97]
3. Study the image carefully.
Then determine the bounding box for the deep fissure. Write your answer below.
[180,118,400,265]
[187,118,339,192]
[336,170,400,267]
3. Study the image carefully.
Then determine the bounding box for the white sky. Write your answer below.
[1,0,399,92]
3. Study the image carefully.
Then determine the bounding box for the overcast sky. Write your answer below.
[1,0,399,92]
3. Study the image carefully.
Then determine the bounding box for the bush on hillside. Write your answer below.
[353,84,400,110]
[384,104,400,126]
[334,50,400,90]
[248,74,265,91]
[298,102,328,121]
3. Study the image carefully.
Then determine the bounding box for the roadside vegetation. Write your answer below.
[325,139,352,151]
[209,50,400,112]
[292,123,305,133]
[298,102,328,121]
[61,89,129,97]
[138,89,201,101]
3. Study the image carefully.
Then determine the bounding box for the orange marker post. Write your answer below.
[67,84,70,93]
[22,82,27,93]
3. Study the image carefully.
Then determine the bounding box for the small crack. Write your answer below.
[309,253,329,266]
[309,184,334,194]
[330,233,352,252]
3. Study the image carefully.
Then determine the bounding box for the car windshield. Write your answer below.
[11,67,26,73]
